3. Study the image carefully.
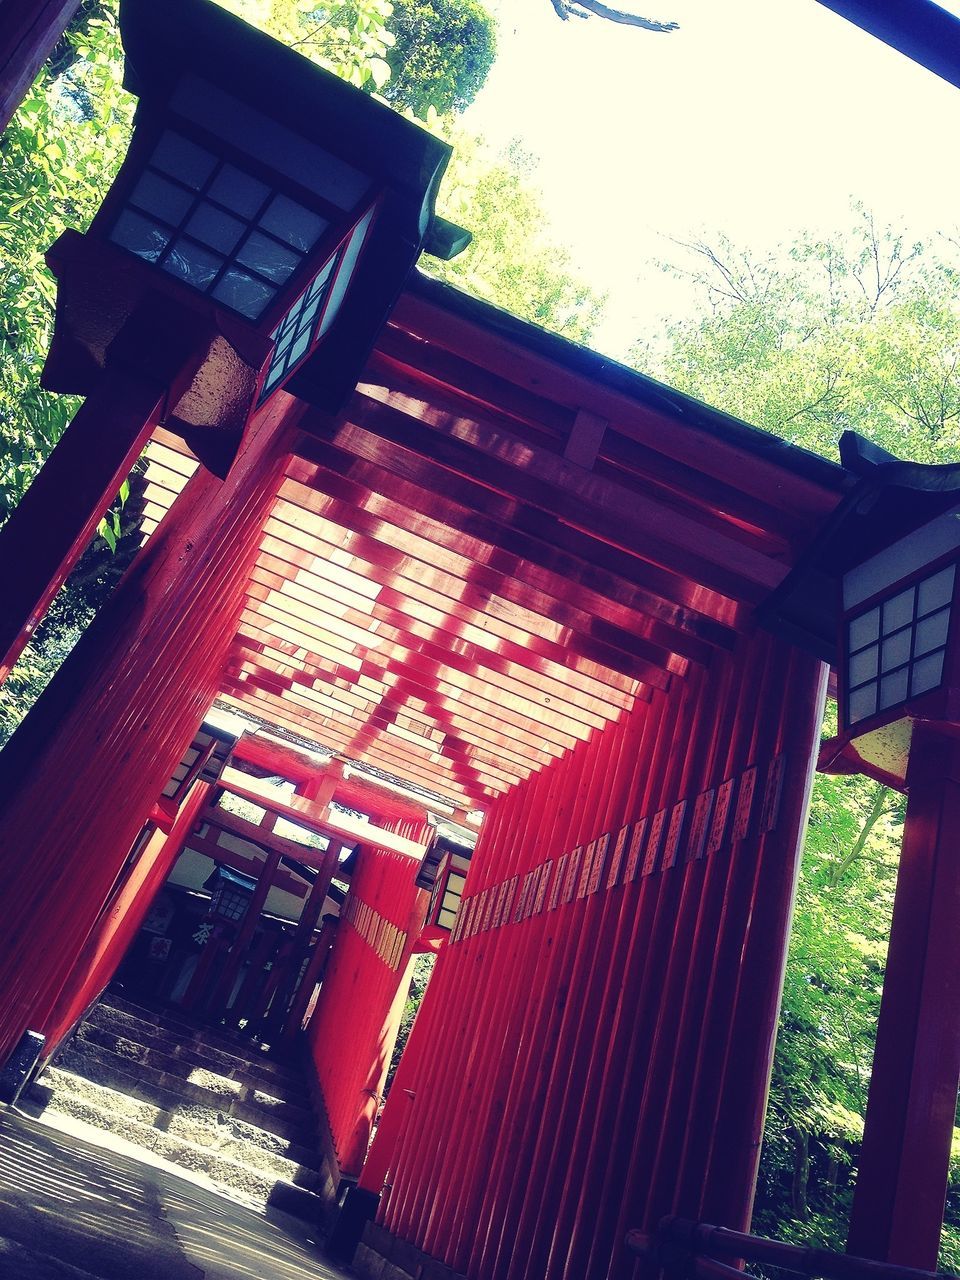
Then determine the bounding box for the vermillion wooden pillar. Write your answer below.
[0,397,299,1065]
[0,373,163,683]
[41,776,213,1055]
[847,723,960,1268]
[0,0,79,134]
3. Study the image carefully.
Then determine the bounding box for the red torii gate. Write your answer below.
[2,4,960,1279]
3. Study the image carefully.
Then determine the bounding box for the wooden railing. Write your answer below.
[627,1218,957,1280]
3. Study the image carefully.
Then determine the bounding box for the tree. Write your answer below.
[425,131,606,343]
[636,209,960,464]
[382,0,496,117]
[547,0,677,31]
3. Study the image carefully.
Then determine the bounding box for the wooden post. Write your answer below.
[0,371,163,683]
[0,0,80,134]
[847,723,960,1268]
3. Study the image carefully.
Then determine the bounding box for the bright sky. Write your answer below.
[463,0,960,355]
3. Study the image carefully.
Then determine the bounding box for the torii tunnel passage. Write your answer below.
[3,268,959,1280]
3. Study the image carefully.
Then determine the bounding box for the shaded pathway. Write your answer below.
[0,1109,351,1280]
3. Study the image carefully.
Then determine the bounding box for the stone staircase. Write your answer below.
[29,989,332,1220]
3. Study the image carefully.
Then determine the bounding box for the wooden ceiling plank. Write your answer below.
[242,595,608,737]
[269,492,706,677]
[385,293,844,519]
[237,603,584,752]
[370,336,813,544]
[344,387,778,604]
[246,571,635,722]
[257,532,662,689]
[232,630,562,772]
[228,643,535,782]
[287,440,726,661]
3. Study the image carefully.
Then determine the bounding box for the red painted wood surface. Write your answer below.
[0,371,163,683]
[40,777,212,1055]
[365,628,826,1280]
[847,724,960,1268]
[306,846,429,1177]
[0,398,298,1063]
[0,0,79,134]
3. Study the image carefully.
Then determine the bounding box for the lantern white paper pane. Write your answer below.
[110,209,171,262]
[918,564,956,616]
[915,608,950,657]
[307,258,336,300]
[161,238,223,289]
[186,204,246,253]
[879,668,909,711]
[848,645,879,687]
[236,230,301,284]
[131,171,195,225]
[208,163,270,218]
[212,268,275,319]
[882,588,915,635]
[171,76,370,209]
[318,206,377,339]
[848,683,878,724]
[260,194,328,252]
[911,651,945,697]
[848,608,880,652]
[881,629,912,674]
[151,130,217,190]
[288,328,311,365]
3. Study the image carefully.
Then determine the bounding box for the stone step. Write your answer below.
[75,1019,307,1108]
[34,1066,326,1220]
[88,999,302,1094]
[98,990,302,1077]
[58,1039,317,1147]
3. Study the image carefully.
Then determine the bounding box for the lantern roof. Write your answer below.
[761,431,960,661]
[119,0,451,210]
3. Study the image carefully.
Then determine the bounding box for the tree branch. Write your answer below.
[554,0,678,29]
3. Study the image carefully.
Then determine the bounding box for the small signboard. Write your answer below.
[533,860,553,914]
[577,840,596,899]
[494,879,510,928]
[707,777,736,856]
[733,766,758,842]
[760,753,787,834]
[527,870,542,921]
[503,875,519,924]
[607,824,631,889]
[587,833,610,894]
[624,818,648,883]
[642,809,669,876]
[687,788,716,862]
[550,853,569,910]
[662,800,688,870]
[563,847,583,904]
[481,890,496,931]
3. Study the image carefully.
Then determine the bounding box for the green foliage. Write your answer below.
[0,9,132,520]
[425,132,606,343]
[382,0,496,116]
[384,950,434,1094]
[635,207,960,464]
[216,0,397,93]
[752,771,900,1247]
[0,463,146,746]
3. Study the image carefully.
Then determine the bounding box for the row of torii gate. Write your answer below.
[2,3,960,1279]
